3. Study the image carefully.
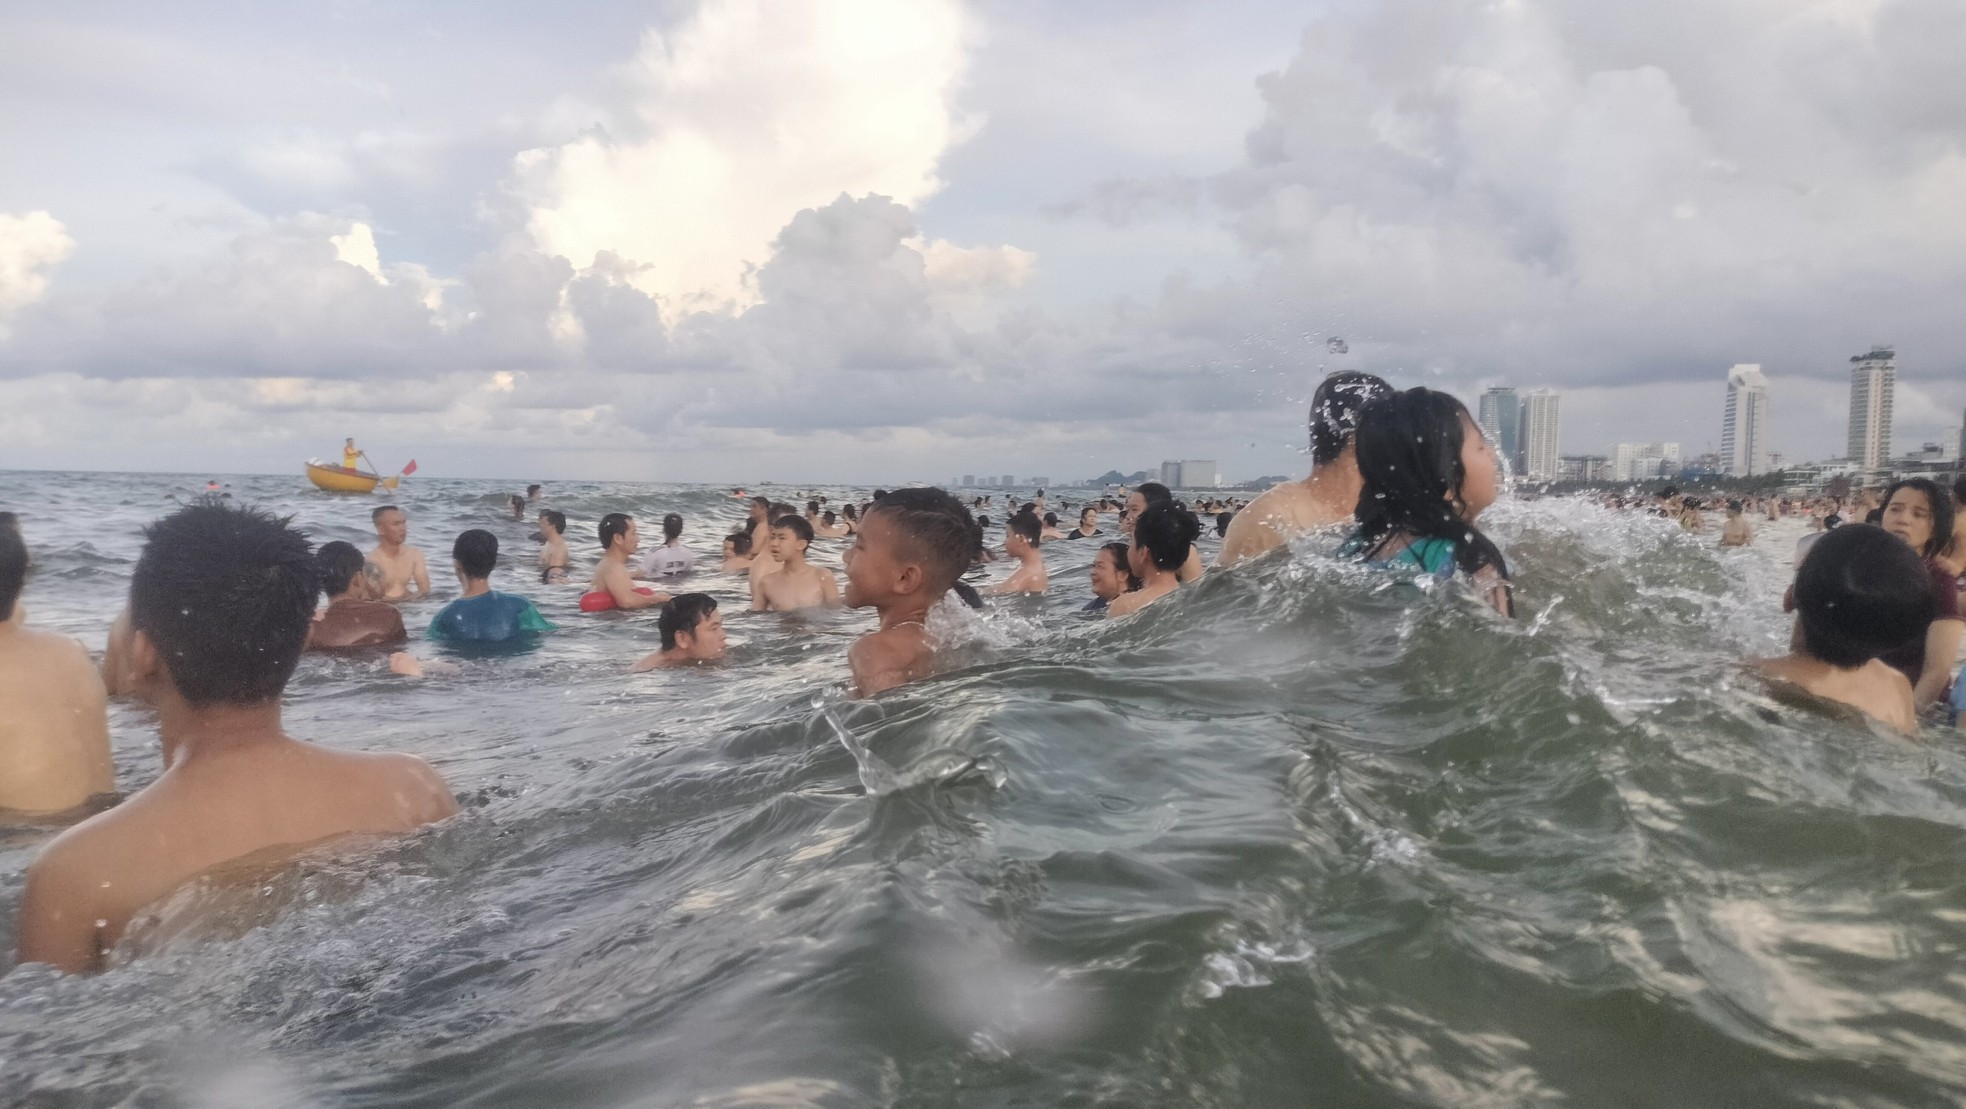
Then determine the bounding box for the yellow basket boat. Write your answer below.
[305,460,382,494]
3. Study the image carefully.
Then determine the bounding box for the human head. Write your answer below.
[843,504,859,522]
[844,487,971,608]
[1080,507,1097,528]
[372,505,406,544]
[1005,511,1042,553]
[1216,511,1235,537]
[1309,371,1394,466]
[663,513,684,543]
[1793,524,1937,668]
[0,519,26,622]
[315,540,368,600]
[823,510,837,526]
[1129,502,1201,575]
[1124,482,1174,535]
[128,501,316,706]
[539,509,567,536]
[1881,478,1954,559]
[725,531,753,557]
[452,529,498,582]
[1352,386,1507,577]
[508,494,525,515]
[1726,500,1743,515]
[659,593,726,659]
[807,500,821,516]
[526,484,542,499]
[1091,541,1139,601]
[599,512,638,554]
[750,496,773,523]
[771,514,815,561]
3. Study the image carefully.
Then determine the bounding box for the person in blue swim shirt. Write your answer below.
[1338,386,1513,616]
[428,530,556,644]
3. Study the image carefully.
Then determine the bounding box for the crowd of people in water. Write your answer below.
[4,371,1965,974]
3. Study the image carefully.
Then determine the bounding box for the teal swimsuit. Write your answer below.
[1340,533,1461,579]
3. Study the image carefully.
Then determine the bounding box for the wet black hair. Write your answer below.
[807,500,820,514]
[599,512,633,551]
[453,529,499,580]
[774,514,815,546]
[1135,482,1173,507]
[0,519,25,621]
[1132,502,1200,570]
[1309,371,1394,466]
[868,487,972,593]
[1007,511,1042,547]
[751,496,772,512]
[1726,500,1743,513]
[843,504,859,522]
[1881,478,1955,559]
[1794,524,1937,668]
[1216,510,1235,537]
[130,500,316,707]
[1098,541,1141,592]
[315,540,367,598]
[952,581,985,609]
[509,494,525,511]
[0,511,17,535]
[659,593,718,651]
[526,484,542,496]
[1823,514,1843,529]
[372,504,402,523]
[726,531,753,556]
[540,509,567,535]
[823,510,837,525]
[663,513,684,542]
[873,490,889,501]
[1042,511,1058,526]
[1352,386,1510,584]
[977,515,992,529]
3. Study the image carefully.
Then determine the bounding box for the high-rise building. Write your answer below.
[962,475,975,487]
[1522,390,1562,481]
[1612,442,1682,482]
[1001,474,1015,488]
[1846,346,1895,469]
[1159,460,1181,487]
[1720,364,1771,476]
[1478,387,1524,473]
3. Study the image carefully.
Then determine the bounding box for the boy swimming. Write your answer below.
[16,501,456,973]
[306,541,409,651]
[985,510,1048,595]
[632,594,728,671]
[1107,502,1201,617]
[750,515,840,612]
[842,488,971,697]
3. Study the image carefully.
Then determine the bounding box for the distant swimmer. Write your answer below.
[586,513,669,612]
[637,513,695,579]
[1217,371,1392,568]
[1339,387,1513,617]
[1065,507,1101,540]
[1039,512,1065,541]
[367,505,431,602]
[843,488,971,697]
[426,530,556,644]
[1754,524,1930,734]
[15,502,456,974]
[1123,483,1205,583]
[1107,502,1200,618]
[632,594,728,671]
[751,516,840,612]
[985,511,1048,595]
[526,483,544,502]
[722,531,756,574]
[538,509,570,583]
[745,497,782,576]
[1084,541,1140,614]
[0,522,113,815]
[1719,500,1754,547]
[815,510,850,539]
[305,541,408,651]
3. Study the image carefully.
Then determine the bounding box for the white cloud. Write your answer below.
[511,0,974,315]
[0,211,76,331]
[329,222,385,282]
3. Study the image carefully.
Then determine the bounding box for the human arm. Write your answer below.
[1215,511,1282,569]
[410,551,431,599]
[604,564,666,609]
[1914,619,1964,709]
[16,845,106,974]
[750,569,769,612]
[821,569,841,607]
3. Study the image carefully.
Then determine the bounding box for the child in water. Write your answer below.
[1754,524,1934,734]
[842,487,973,697]
[1341,387,1513,616]
[1108,502,1200,617]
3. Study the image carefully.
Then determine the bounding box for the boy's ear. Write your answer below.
[895,563,923,595]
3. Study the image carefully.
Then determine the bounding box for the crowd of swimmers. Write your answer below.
[4,372,1966,974]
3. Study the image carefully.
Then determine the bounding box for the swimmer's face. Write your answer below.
[1883,488,1936,553]
[683,609,728,659]
[1081,508,1097,528]
[375,509,407,544]
[770,526,806,560]
[1456,414,1498,520]
[1090,549,1128,600]
[621,519,641,554]
[843,512,907,608]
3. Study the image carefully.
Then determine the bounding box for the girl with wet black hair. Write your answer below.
[1343,386,1513,616]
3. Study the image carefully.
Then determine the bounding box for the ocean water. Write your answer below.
[2,469,1965,1108]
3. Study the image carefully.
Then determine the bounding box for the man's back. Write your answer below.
[0,626,113,813]
[306,598,408,650]
[18,736,455,971]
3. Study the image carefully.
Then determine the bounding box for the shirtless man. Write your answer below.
[305,541,408,650]
[631,594,728,671]
[589,513,669,611]
[367,505,430,602]
[745,497,782,576]
[538,509,570,583]
[0,524,114,814]
[16,502,456,973]
[1719,500,1754,548]
[751,516,840,612]
[1217,371,1392,568]
[985,511,1048,595]
[722,532,756,573]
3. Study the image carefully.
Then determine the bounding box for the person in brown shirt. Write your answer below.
[305,541,408,651]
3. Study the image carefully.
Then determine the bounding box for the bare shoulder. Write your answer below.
[363,750,459,823]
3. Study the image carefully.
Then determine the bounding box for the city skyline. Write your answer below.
[1721,364,1771,477]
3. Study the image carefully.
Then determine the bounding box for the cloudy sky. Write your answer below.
[2,0,1963,484]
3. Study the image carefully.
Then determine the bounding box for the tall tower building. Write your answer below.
[1846,346,1895,469]
[1720,364,1771,476]
[1523,390,1562,481]
[1478,387,1523,473]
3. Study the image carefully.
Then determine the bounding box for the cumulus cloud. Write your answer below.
[511,0,973,315]
[0,211,75,332]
